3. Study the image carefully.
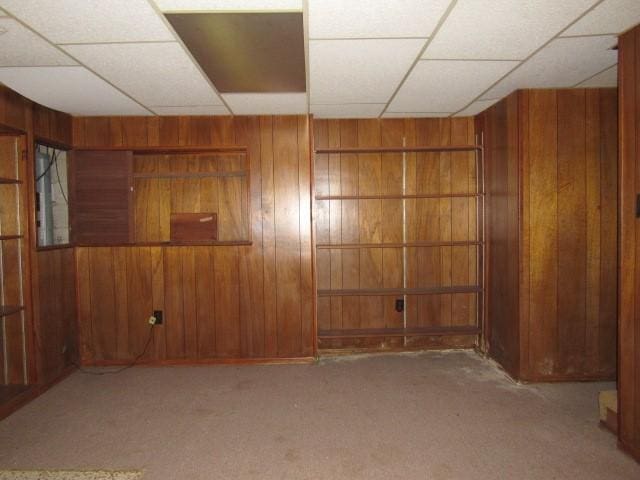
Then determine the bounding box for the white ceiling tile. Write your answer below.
[62,43,222,107]
[424,0,595,60]
[153,0,302,11]
[310,39,424,104]
[0,18,76,66]
[388,60,516,113]
[0,66,151,115]
[382,112,451,118]
[562,0,640,36]
[454,99,500,117]
[150,105,230,115]
[308,0,450,39]
[311,104,384,118]
[222,93,307,114]
[0,0,174,43]
[576,64,618,87]
[481,36,618,100]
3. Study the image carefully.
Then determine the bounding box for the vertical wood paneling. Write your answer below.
[339,120,361,340]
[598,89,618,375]
[0,85,30,133]
[618,25,640,462]
[126,248,153,360]
[357,119,384,338]
[88,248,117,361]
[195,247,216,358]
[235,117,266,357]
[273,116,302,356]
[260,116,278,357]
[0,86,76,399]
[75,115,313,361]
[214,247,241,356]
[298,116,314,356]
[478,92,521,377]
[557,90,587,374]
[313,118,480,351]
[528,90,559,377]
[585,90,602,374]
[479,88,617,382]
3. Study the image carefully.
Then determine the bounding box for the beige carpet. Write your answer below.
[0,350,638,480]
[0,471,141,479]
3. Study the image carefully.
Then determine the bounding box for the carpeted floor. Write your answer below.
[0,470,142,479]
[0,350,637,480]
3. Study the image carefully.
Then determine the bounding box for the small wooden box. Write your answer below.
[170,213,217,243]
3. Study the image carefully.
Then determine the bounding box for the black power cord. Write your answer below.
[35,146,56,182]
[72,324,155,375]
[53,151,68,205]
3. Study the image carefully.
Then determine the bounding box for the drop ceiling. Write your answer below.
[0,0,637,118]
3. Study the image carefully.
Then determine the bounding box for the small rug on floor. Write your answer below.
[0,470,142,479]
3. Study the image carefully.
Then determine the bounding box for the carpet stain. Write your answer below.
[234,380,254,391]
[284,449,300,463]
[431,462,454,480]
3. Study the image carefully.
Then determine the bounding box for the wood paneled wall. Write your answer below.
[476,93,520,377]
[133,152,250,243]
[0,85,31,134]
[0,85,76,394]
[34,248,78,384]
[476,88,618,382]
[618,24,640,462]
[73,115,314,362]
[314,118,480,350]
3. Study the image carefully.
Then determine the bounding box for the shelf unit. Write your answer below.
[314,142,485,343]
[131,149,251,244]
[0,177,22,184]
[317,285,482,297]
[0,305,24,318]
[319,325,481,339]
[0,134,30,391]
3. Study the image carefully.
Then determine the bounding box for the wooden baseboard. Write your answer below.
[82,356,316,367]
[0,364,76,421]
[518,371,616,383]
[319,345,476,356]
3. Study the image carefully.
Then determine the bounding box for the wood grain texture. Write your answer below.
[313,117,480,351]
[0,85,76,417]
[0,137,25,387]
[477,88,618,382]
[34,248,78,384]
[74,116,314,361]
[70,150,134,244]
[476,92,520,378]
[0,85,30,134]
[618,24,640,463]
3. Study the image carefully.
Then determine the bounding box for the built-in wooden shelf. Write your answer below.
[317,285,481,297]
[316,241,482,249]
[0,177,21,184]
[0,235,23,241]
[77,145,248,154]
[0,305,24,317]
[318,325,481,339]
[75,240,252,247]
[316,192,483,201]
[315,145,482,154]
[132,171,247,179]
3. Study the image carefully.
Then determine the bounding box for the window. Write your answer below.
[35,144,69,246]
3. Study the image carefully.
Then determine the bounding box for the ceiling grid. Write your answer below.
[0,0,636,117]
